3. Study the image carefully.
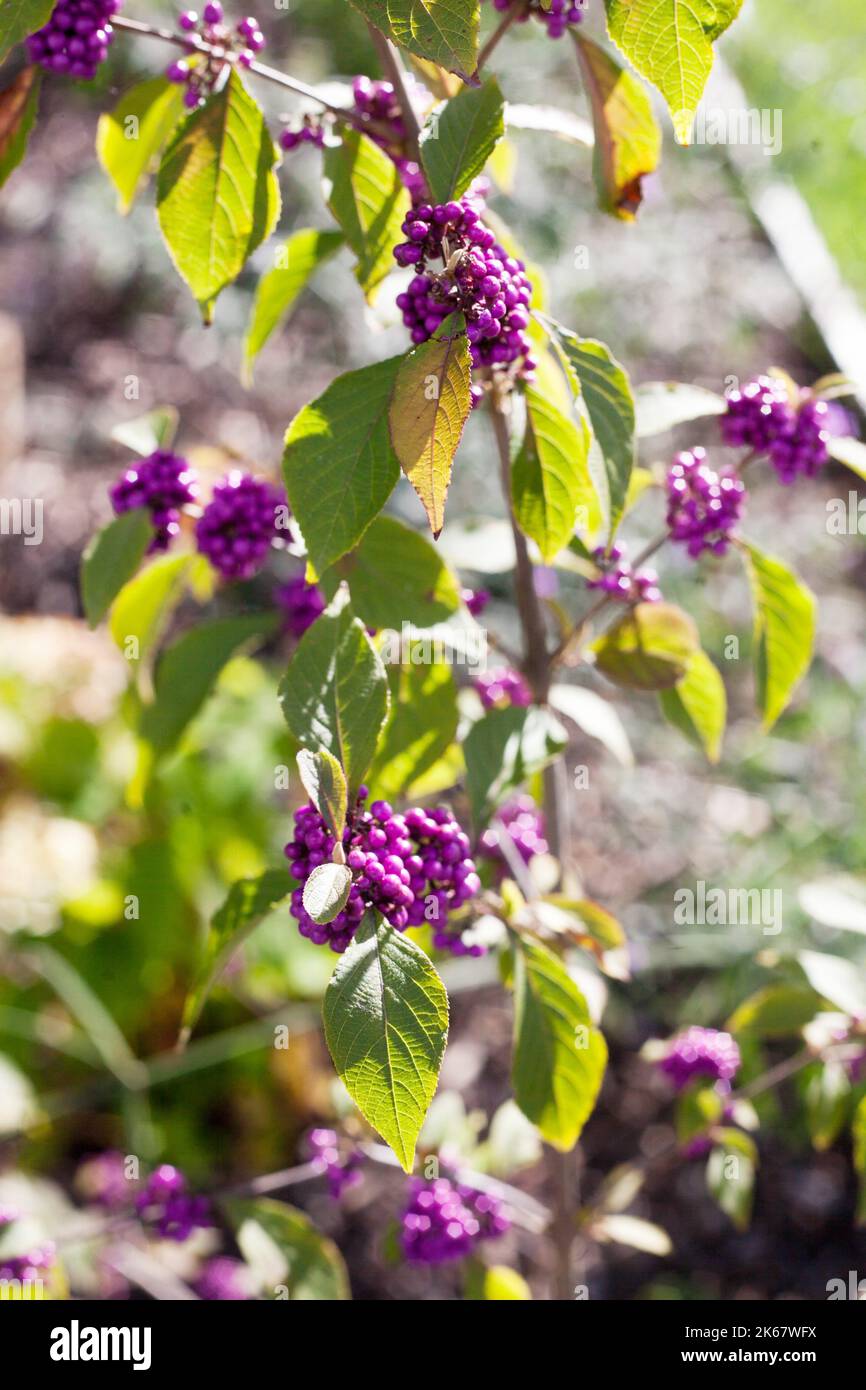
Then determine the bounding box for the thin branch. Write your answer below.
[366,21,423,166]
[476,0,527,74]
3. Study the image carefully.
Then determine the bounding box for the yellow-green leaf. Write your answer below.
[512,384,593,560]
[574,32,661,219]
[97,76,186,214]
[243,229,343,380]
[659,647,727,763]
[323,128,410,302]
[605,0,745,145]
[389,313,471,536]
[741,541,816,729]
[593,601,699,691]
[156,72,280,322]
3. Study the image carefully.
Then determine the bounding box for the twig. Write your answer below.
[366,22,423,166]
[476,0,527,74]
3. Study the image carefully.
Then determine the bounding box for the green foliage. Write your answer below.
[303,862,353,924]
[367,660,459,800]
[0,0,54,63]
[229,1198,350,1299]
[181,869,292,1043]
[296,748,348,840]
[243,229,344,379]
[593,602,699,691]
[350,0,480,81]
[605,0,745,144]
[726,984,820,1038]
[283,358,403,579]
[573,32,661,219]
[109,553,193,670]
[80,509,153,628]
[512,936,608,1151]
[741,541,816,729]
[0,66,40,190]
[279,588,389,794]
[420,77,505,203]
[141,614,276,756]
[97,77,186,213]
[707,1128,757,1231]
[323,128,410,301]
[323,912,449,1170]
[512,384,593,560]
[464,705,568,826]
[343,514,462,629]
[659,648,727,763]
[157,73,280,321]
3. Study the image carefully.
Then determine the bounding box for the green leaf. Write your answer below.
[726,984,821,1039]
[741,541,816,729]
[420,77,505,203]
[367,660,459,800]
[242,229,343,380]
[659,648,727,763]
[323,128,410,302]
[283,358,403,580]
[676,1085,724,1144]
[827,434,866,482]
[343,514,462,629]
[512,936,607,1151]
[81,509,153,628]
[798,949,866,1018]
[97,76,186,214]
[0,0,54,64]
[543,319,636,536]
[852,1097,866,1225]
[707,1129,756,1231]
[464,705,568,827]
[156,72,280,322]
[303,862,353,925]
[181,869,291,1043]
[389,312,472,536]
[804,1061,851,1152]
[0,66,39,190]
[110,406,179,456]
[512,384,593,561]
[541,896,626,955]
[229,1198,350,1299]
[278,587,389,794]
[465,1263,532,1300]
[141,614,275,756]
[350,0,480,82]
[323,912,449,1171]
[109,553,192,668]
[604,0,745,145]
[573,33,661,219]
[634,381,726,437]
[592,602,699,691]
[296,748,348,841]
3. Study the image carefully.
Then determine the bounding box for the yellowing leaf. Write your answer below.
[389,313,471,535]
[574,33,661,219]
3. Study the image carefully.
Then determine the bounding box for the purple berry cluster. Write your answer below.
[195,471,285,580]
[485,0,584,37]
[26,0,120,79]
[75,1150,134,1210]
[587,544,662,604]
[461,586,490,618]
[479,794,548,866]
[195,1256,252,1300]
[394,198,537,391]
[279,117,325,152]
[308,1128,365,1199]
[722,376,831,483]
[658,1026,741,1092]
[135,1164,212,1242]
[275,575,326,638]
[166,5,265,109]
[475,666,533,710]
[110,449,198,553]
[351,75,426,198]
[665,447,746,558]
[401,1176,510,1265]
[285,791,480,953]
[0,1206,56,1284]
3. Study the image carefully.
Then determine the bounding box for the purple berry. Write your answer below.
[400,1176,510,1265]
[587,544,662,604]
[658,1026,741,1092]
[27,0,120,80]
[275,575,326,638]
[665,446,746,557]
[110,449,198,553]
[135,1165,212,1242]
[474,666,533,710]
[195,1256,252,1300]
[308,1128,365,1199]
[195,471,286,580]
[479,794,548,867]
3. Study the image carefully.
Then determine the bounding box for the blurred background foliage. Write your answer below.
[1,0,866,1298]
